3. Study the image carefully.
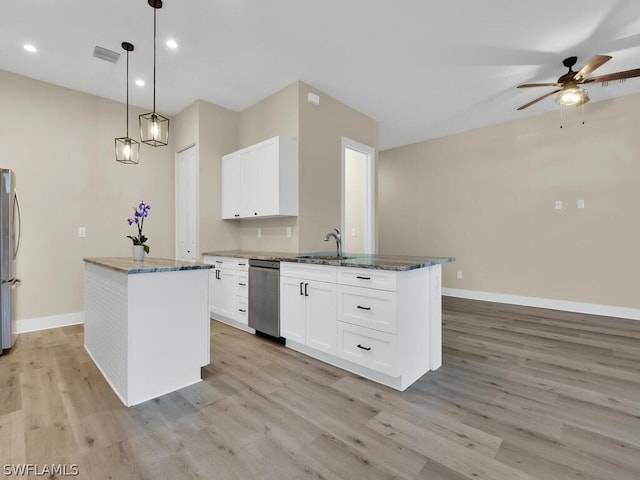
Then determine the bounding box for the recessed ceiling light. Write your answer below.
[135,79,145,87]
[23,44,37,53]
[166,39,178,49]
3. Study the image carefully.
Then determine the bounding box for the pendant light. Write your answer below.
[139,0,169,147]
[115,42,140,164]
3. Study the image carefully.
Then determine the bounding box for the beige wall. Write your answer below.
[0,70,175,320]
[378,94,640,309]
[234,82,301,253]
[298,82,379,252]
[173,100,240,258]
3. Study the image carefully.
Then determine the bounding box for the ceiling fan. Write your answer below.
[516,55,640,111]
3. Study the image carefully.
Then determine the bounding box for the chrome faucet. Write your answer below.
[323,229,342,257]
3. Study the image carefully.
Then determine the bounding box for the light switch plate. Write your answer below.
[78,227,86,238]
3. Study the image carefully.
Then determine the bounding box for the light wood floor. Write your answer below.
[2,297,640,479]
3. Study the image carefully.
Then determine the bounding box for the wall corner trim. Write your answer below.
[15,311,84,334]
[442,288,640,321]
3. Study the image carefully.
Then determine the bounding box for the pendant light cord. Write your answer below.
[126,49,130,136]
[152,6,157,113]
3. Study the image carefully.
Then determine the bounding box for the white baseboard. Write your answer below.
[442,288,640,321]
[15,311,84,334]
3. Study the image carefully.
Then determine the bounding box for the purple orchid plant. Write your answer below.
[127,201,151,254]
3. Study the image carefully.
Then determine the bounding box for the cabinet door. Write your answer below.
[239,149,258,217]
[221,154,241,219]
[208,270,216,316]
[280,276,306,344]
[306,280,337,355]
[211,268,238,320]
[256,139,279,216]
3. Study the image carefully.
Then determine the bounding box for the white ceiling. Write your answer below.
[3,0,640,150]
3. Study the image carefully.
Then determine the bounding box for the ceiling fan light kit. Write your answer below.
[516,54,640,114]
[555,86,589,106]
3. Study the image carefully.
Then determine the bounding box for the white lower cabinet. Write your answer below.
[280,262,442,392]
[203,256,252,332]
[337,322,397,376]
[280,264,337,355]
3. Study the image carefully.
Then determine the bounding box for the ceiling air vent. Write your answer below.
[92,45,120,63]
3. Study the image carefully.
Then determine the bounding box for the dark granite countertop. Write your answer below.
[83,257,213,274]
[202,250,455,271]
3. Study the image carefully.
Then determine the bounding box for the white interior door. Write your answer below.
[176,146,197,262]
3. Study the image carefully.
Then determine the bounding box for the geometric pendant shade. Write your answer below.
[139,0,169,147]
[115,41,140,164]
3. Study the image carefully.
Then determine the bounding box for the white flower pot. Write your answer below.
[133,245,145,262]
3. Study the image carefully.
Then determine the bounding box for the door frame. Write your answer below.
[341,137,376,254]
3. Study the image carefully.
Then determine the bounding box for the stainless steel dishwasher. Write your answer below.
[248,259,283,341]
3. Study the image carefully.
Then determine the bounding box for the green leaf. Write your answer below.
[143,244,150,254]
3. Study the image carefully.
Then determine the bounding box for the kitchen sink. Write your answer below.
[296,254,354,261]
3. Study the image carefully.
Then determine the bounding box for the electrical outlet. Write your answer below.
[351,228,357,237]
[577,199,585,209]
[286,227,292,238]
[257,228,262,238]
[555,200,562,210]
[78,227,86,238]
[457,271,463,279]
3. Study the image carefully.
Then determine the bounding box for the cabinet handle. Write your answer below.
[304,282,309,296]
[254,212,257,216]
[215,260,223,263]
[299,282,304,295]
[238,282,246,286]
[357,305,371,311]
[239,308,246,313]
[357,344,371,351]
[216,270,221,280]
[356,276,371,280]
[238,263,246,266]
[235,214,240,217]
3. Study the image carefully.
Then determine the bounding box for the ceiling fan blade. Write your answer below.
[582,68,640,84]
[517,83,562,88]
[517,89,562,111]
[574,55,612,80]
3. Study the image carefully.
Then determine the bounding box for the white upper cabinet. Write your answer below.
[221,136,298,219]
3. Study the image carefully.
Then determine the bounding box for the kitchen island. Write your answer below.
[204,250,454,391]
[83,257,212,406]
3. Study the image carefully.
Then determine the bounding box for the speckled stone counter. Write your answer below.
[83,257,213,274]
[202,250,454,271]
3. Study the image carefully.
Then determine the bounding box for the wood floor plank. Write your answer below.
[2,298,640,479]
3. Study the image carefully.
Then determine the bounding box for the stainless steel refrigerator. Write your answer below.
[0,169,21,354]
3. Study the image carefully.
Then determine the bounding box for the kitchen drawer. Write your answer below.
[337,285,397,334]
[235,259,249,271]
[237,272,248,297]
[204,256,248,271]
[337,267,397,291]
[236,297,248,325]
[338,322,397,376]
[281,262,337,283]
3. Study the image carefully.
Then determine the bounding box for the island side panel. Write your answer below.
[127,269,209,406]
[428,264,442,370]
[84,263,129,405]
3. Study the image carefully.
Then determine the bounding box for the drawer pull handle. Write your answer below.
[300,282,304,296]
[238,308,246,313]
[357,305,371,311]
[357,344,371,351]
[238,263,246,266]
[238,282,246,286]
[356,276,371,280]
[215,260,223,263]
